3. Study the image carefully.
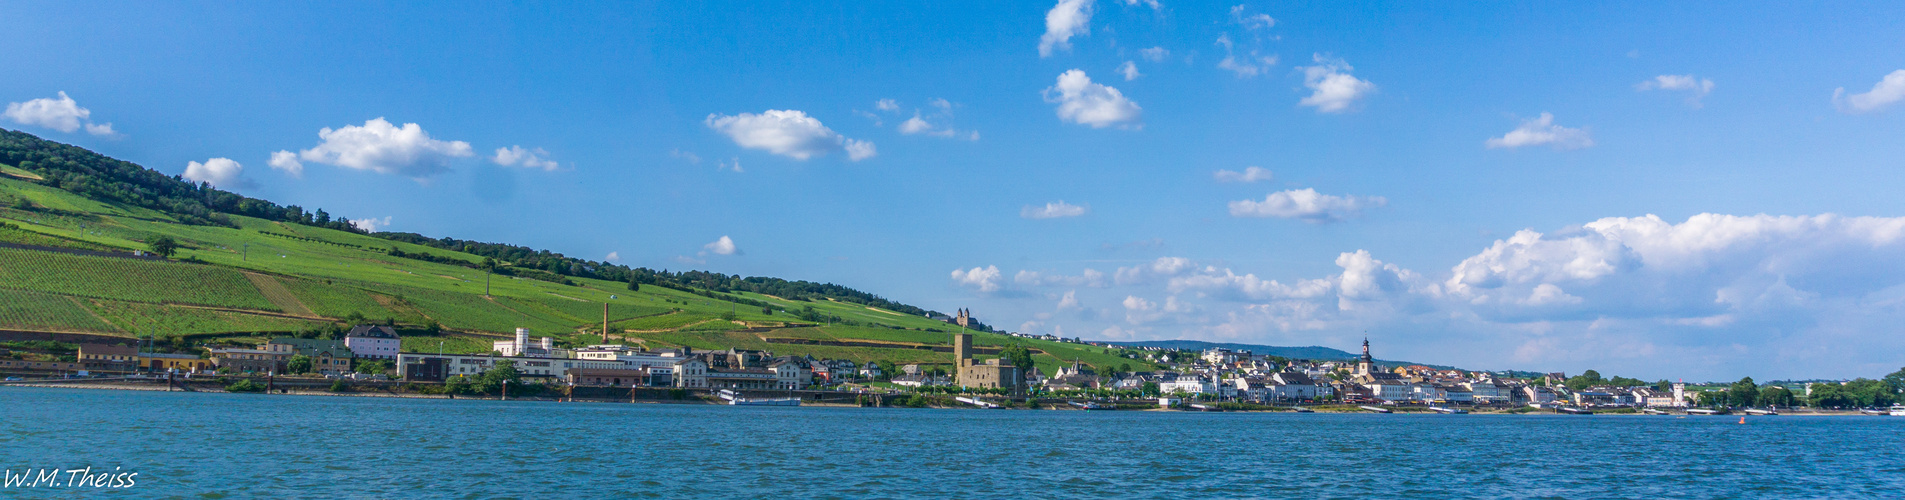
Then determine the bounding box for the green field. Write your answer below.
[0,168,1147,374]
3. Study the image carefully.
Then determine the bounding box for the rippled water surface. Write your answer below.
[3,387,1903,498]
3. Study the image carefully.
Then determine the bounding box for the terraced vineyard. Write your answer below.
[82,300,330,336]
[0,247,277,310]
[0,289,121,333]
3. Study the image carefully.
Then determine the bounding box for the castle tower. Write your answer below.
[953,333,972,366]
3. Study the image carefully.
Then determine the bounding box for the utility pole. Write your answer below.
[242,242,249,262]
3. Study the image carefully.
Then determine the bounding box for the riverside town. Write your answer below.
[6,323,1901,416]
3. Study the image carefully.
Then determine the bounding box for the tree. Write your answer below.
[1759,386,1795,407]
[875,360,897,381]
[999,344,1037,374]
[626,279,640,291]
[1655,380,1673,392]
[1884,367,1905,395]
[1728,377,1759,407]
[476,362,521,394]
[286,355,312,375]
[147,235,178,258]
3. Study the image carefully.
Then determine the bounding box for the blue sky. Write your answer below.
[5,1,1905,380]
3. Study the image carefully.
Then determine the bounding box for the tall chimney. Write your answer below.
[603,303,610,343]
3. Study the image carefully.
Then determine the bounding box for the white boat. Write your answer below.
[718,389,800,406]
[1686,408,1721,415]
[1557,407,1593,415]
[1429,406,1467,414]
[1359,406,1391,413]
[1292,406,1314,413]
[1890,405,1905,416]
[1744,408,1778,416]
[955,396,1001,409]
[1860,409,1886,415]
[1643,408,1668,415]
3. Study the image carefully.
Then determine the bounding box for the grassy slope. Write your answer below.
[0,172,1139,374]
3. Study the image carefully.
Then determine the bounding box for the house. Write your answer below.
[343,325,401,360]
[77,344,140,371]
[1464,380,1508,403]
[208,348,291,374]
[1268,372,1326,401]
[1522,385,1558,404]
[565,367,672,388]
[674,357,709,388]
[859,361,883,379]
[141,352,213,372]
[264,339,354,375]
[1442,385,1474,403]
[1160,374,1215,395]
[1365,379,1414,402]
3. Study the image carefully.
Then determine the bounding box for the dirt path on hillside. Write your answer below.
[243,272,316,317]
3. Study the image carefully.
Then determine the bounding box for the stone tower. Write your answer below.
[1356,337,1374,376]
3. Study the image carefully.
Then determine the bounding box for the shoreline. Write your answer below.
[0,382,1881,416]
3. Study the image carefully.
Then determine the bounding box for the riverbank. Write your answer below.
[1,382,1880,416]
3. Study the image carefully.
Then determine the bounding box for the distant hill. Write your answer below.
[1102,340,1459,370]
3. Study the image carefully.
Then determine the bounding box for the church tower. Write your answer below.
[1356,337,1374,376]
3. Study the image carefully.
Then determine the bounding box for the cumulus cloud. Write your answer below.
[875,99,901,112]
[959,212,1905,380]
[1021,201,1089,219]
[350,216,392,233]
[182,158,252,189]
[288,118,474,178]
[1636,74,1715,107]
[717,157,743,173]
[1044,69,1143,129]
[1230,4,1275,30]
[896,101,978,140]
[1213,166,1272,183]
[1833,69,1905,114]
[604,252,621,263]
[1297,54,1376,113]
[1123,0,1161,8]
[4,91,114,136]
[1485,112,1593,150]
[1139,47,1170,63]
[1039,0,1094,58]
[951,265,1006,293]
[267,150,304,178]
[492,146,560,171]
[705,109,875,161]
[1118,61,1142,81]
[702,236,740,256]
[1213,34,1276,78]
[1228,188,1385,222]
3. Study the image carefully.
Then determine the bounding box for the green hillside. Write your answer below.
[0,130,1135,375]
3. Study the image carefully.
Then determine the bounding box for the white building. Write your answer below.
[1160,374,1215,395]
[397,352,624,381]
[493,328,558,358]
[343,325,401,360]
[1366,380,1414,402]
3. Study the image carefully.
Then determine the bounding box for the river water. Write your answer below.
[2,387,1901,498]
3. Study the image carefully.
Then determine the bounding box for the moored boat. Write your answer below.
[1744,408,1777,416]
[1686,408,1721,415]
[1359,406,1391,413]
[1643,408,1667,415]
[1557,407,1593,415]
[1429,406,1467,414]
[1890,405,1905,416]
[1069,401,1113,410]
[1292,406,1314,413]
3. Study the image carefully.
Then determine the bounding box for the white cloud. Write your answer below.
[897,111,977,140]
[1140,47,1170,63]
[1636,74,1715,107]
[1021,200,1089,219]
[604,252,621,263]
[1213,34,1276,78]
[875,99,901,112]
[705,109,874,162]
[1044,69,1143,129]
[1213,166,1273,183]
[1230,4,1275,30]
[182,158,251,189]
[267,150,304,178]
[4,91,114,136]
[1833,69,1905,114]
[1297,54,1376,113]
[1039,0,1094,58]
[670,149,703,164]
[1118,61,1142,81]
[1016,269,1108,288]
[702,236,740,256]
[491,145,560,171]
[1114,257,1196,285]
[951,265,1006,293]
[1057,290,1082,310]
[1123,0,1161,9]
[350,216,392,233]
[1485,112,1593,150]
[717,157,743,173]
[1228,188,1385,222]
[290,118,474,178]
[1168,266,1334,301]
